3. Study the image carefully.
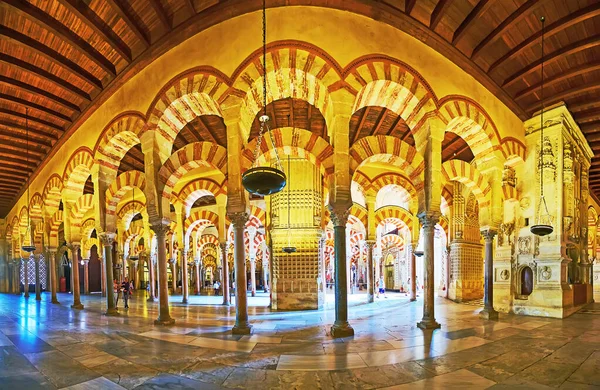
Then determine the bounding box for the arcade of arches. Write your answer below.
[0,4,600,389]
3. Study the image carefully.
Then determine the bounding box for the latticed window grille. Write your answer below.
[19,255,48,289]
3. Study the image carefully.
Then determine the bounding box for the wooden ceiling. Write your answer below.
[0,0,599,217]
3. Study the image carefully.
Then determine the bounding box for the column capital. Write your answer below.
[68,243,81,251]
[150,221,171,237]
[364,240,376,250]
[480,229,497,243]
[329,206,349,227]
[418,212,440,229]
[228,212,248,229]
[98,232,116,247]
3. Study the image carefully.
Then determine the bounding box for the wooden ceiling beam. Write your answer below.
[0,129,53,149]
[569,99,600,113]
[353,107,371,144]
[372,109,389,136]
[4,0,116,76]
[57,0,132,62]
[0,93,72,123]
[0,25,103,90]
[0,113,63,134]
[452,0,494,45]
[0,141,46,158]
[574,108,600,123]
[0,150,37,167]
[581,121,600,133]
[0,75,80,113]
[182,0,197,14]
[149,0,172,30]
[405,0,417,15]
[105,0,150,46]
[488,3,600,73]
[0,162,32,175]
[0,55,91,101]
[504,34,600,88]
[199,116,220,146]
[514,61,600,101]
[430,0,452,31]
[471,0,542,59]
[526,84,600,113]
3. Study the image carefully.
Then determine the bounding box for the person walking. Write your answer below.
[121,277,132,309]
[378,276,387,299]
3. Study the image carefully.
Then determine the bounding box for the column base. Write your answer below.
[103,308,119,316]
[232,323,252,335]
[417,319,441,330]
[410,297,417,302]
[331,322,355,338]
[147,296,157,302]
[182,298,188,304]
[154,316,175,325]
[71,303,84,310]
[367,294,374,303]
[479,308,499,320]
[222,301,231,306]
[36,296,41,301]
[51,299,60,304]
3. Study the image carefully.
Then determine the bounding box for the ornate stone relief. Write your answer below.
[500,269,510,281]
[502,165,516,188]
[540,266,552,281]
[518,237,531,255]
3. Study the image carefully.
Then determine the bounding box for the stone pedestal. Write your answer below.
[448,241,483,302]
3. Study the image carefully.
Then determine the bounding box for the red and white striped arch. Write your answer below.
[177,178,224,215]
[62,148,94,201]
[375,205,417,240]
[43,174,63,216]
[117,201,146,231]
[94,113,145,172]
[441,160,491,208]
[106,170,146,217]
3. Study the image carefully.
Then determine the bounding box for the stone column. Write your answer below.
[147,253,157,302]
[83,259,89,295]
[13,259,20,295]
[410,243,417,302]
[152,223,175,325]
[70,245,84,310]
[230,212,250,335]
[480,230,498,320]
[49,251,59,304]
[100,234,118,316]
[221,243,230,306]
[170,259,177,295]
[34,255,41,301]
[23,256,29,298]
[330,209,354,337]
[250,256,256,297]
[100,256,106,297]
[365,240,375,303]
[417,213,440,329]
[195,260,201,295]
[181,251,189,304]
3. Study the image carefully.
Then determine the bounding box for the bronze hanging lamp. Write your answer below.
[241,0,286,196]
[282,155,296,253]
[22,108,36,253]
[531,16,553,237]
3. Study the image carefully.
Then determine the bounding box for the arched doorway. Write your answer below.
[89,245,102,293]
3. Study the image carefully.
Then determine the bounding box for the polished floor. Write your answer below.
[0,291,599,389]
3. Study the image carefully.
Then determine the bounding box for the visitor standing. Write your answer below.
[113,279,120,309]
[379,276,387,298]
[121,277,132,309]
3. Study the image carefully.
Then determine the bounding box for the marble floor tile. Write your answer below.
[75,351,119,368]
[0,346,40,377]
[431,336,492,354]
[240,334,282,344]
[223,367,335,389]
[567,351,600,386]
[0,332,14,346]
[511,359,580,387]
[7,332,54,354]
[324,340,396,355]
[359,346,433,367]
[61,376,127,390]
[188,336,257,352]
[330,361,434,389]
[386,336,426,349]
[93,358,160,390]
[277,353,367,371]
[135,373,221,389]
[382,368,496,389]
[25,350,101,389]
[0,371,57,389]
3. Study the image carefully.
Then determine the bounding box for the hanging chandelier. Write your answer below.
[241,0,286,196]
[530,16,553,237]
[22,108,36,253]
[282,155,296,254]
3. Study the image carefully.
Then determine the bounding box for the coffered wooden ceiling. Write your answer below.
[0,0,599,217]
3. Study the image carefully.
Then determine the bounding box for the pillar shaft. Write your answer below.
[147,253,156,301]
[83,260,89,295]
[182,251,189,303]
[71,246,83,309]
[101,234,118,315]
[365,240,375,303]
[410,244,417,302]
[417,214,440,329]
[330,209,354,337]
[231,213,250,334]
[24,257,29,298]
[49,251,59,304]
[153,223,175,325]
[34,256,41,301]
[250,258,256,297]
[195,261,201,295]
[221,243,230,306]
[480,230,498,320]
[171,261,177,294]
[100,257,106,297]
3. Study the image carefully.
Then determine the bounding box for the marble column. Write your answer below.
[100,256,106,297]
[330,209,354,337]
[152,223,175,325]
[221,243,230,306]
[83,259,89,295]
[417,213,440,329]
[250,257,256,297]
[100,234,118,316]
[70,245,84,309]
[13,259,20,295]
[23,256,29,298]
[195,260,201,295]
[170,260,177,294]
[34,255,41,301]
[410,243,417,302]
[182,251,189,304]
[365,240,375,303]
[480,230,498,320]
[231,212,250,335]
[147,253,157,302]
[49,251,59,304]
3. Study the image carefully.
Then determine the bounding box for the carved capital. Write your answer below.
[228,212,249,229]
[364,240,376,251]
[68,243,81,252]
[98,233,116,248]
[418,212,439,230]
[480,229,497,243]
[329,206,349,227]
[150,221,171,237]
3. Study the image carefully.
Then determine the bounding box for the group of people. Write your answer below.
[113,277,134,309]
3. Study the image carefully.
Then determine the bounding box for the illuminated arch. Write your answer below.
[375,205,418,239]
[441,160,491,207]
[177,178,224,215]
[43,174,63,215]
[94,112,145,171]
[62,148,94,201]
[117,201,147,231]
[71,194,94,231]
[48,211,63,248]
[106,170,146,217]
[501,137,527,166]
[28,193,44,222]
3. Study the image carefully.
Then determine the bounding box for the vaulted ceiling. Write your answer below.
[0,0,599,217]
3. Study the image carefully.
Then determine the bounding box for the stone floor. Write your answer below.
[0,291,599,389]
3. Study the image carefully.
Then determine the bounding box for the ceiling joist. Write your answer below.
[0,75,81,113]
